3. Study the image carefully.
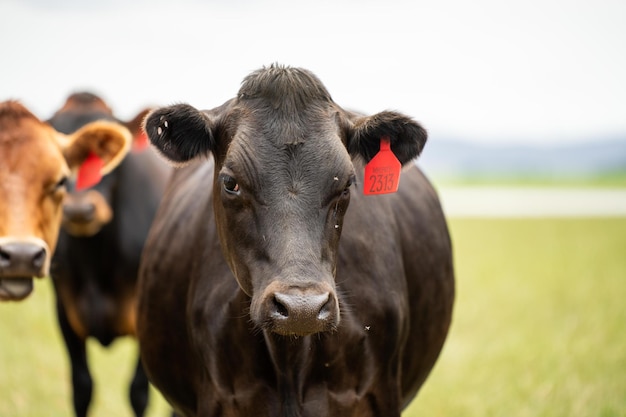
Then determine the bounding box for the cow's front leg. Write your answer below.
[56,300,92,417]
[129,354,150,416]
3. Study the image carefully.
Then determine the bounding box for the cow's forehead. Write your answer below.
[57,92,112,115]
[232,65,338,144]
[225,112,351,175]
[216,66,355,194]
[237,66,332,108]
[221,124,353,213]
[1,102,53,144]
[49,93,116,135]
[0,117,67,180]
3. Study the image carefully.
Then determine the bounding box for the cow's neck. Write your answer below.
[264,331,312,415]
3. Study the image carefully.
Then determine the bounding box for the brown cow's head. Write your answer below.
[48,92,152,237]
[0,100,131,301]
[144,65,427,336]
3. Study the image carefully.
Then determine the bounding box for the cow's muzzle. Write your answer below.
[62,190,113,237]
[0,238,49,301]
[258,282,340,336]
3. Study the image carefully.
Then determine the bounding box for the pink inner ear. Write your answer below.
[76,152,104,191]
[132,131,149,152]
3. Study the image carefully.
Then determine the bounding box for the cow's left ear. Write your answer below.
[62,120,132,174]
[345,111,427,165]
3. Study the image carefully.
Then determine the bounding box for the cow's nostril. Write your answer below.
[318,297,334,320]
[272,295,290,318]
[0,249,9,265]
[32,248,46,269]
[0,242,48,276]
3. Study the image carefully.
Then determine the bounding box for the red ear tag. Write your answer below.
[75,152,104,191]
[363,136,402,195]
[132,131,149,153]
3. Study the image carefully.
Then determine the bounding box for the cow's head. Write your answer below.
[144,65,427,336]
[48,92,151,237]
[0,100,131,301]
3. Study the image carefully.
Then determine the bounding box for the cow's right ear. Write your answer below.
[143,104,216,165]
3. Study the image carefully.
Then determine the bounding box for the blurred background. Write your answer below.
[1,0,624,416]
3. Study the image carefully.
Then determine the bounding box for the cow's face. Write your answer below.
[145,65,427,335]
[47,92,148,237]
[215,109,356,337]
[48,93,117,237]
[48,92,151,237]
[0,101,131,301]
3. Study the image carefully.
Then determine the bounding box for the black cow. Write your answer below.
[137,65,455,417]
[48,92,171,417]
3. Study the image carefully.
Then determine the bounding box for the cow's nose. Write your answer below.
[273,292,332,319]
[63,202,96,223]
[0,241,48,277]
[269,290,338,336]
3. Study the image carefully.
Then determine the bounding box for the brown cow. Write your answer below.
[137,65,455,417]
[0,100,130,301]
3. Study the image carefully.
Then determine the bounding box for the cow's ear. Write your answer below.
[125,108,151,136]
[124,108,152,152]
[143,104,215,165]
[345,111,427,165]
[63,120,132,174]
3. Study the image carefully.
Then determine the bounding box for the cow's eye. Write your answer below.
[341,176,355,198]
[222,175,240,195]
[53,176,69,192]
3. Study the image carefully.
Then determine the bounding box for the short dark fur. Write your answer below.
[144,104,215,163]
[239,64,332,111]
[138,66,454,417]
[349,111,428,164]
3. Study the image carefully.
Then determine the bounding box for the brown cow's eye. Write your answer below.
[54,176,69,192]
[222,175,240,195]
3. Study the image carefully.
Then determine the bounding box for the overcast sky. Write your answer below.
[1,0,625,146]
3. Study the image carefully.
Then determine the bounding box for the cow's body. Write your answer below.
[0,100,130,302]
[47,93,171,417]
[138,65,455,417]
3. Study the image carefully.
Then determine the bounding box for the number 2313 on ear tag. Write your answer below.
[363,136,401,195]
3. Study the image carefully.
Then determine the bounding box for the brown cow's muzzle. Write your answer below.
[256,281,340,336]
[0,238,50,301]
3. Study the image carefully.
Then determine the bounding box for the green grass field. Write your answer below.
[406,217,626,417]
[1,218,625,416]
[432,172,626,188]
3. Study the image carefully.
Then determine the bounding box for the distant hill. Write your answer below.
[417,136,626,180]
